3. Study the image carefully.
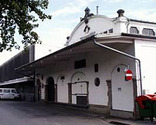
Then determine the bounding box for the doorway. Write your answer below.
[71,81,88,106]
[47,77,55,102]
[111,65,134,112]
[70,72,88,106]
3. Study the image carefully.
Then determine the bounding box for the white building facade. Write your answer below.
[17,8,156,118]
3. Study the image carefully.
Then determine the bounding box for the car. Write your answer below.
[0,88,21,100]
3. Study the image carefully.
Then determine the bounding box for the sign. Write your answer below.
[125,69,132,81]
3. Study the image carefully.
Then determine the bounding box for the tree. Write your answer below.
[0,0,51,52]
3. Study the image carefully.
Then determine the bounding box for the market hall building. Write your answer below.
[16,8,156,118]
[0,46,35,101]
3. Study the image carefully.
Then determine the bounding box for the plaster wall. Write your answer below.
[67,16,115,46]
[135,40,156,94]
[36,43,136,112]
[128,21,156,34]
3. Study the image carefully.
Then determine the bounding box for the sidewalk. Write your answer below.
[87,112,156,125]
[105,117,156,125]
[54,103,156,125]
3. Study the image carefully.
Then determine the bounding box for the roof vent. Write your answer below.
[117,9,125,17]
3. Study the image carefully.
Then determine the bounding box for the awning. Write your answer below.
[15,33,155,72]
[0,77,33,86]
[15,36,96,71]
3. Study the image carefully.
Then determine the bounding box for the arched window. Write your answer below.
[130,27,139,34]
[142,28,155,36]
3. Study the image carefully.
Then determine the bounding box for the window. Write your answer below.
[74,59,86,69]
[95,78,100,87]
[11,90,16,93]
[4,90,10,93]
[60,76,65,82]
[117,67,120,72]
[94,64,98,72]
[142,28,155,36]
[103,31,107,34]
[130,27,139,34]
[0,89,2,93]
[109,28,113,33]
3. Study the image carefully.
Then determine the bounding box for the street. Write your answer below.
[0,101,155,125]
[0,101,110,125]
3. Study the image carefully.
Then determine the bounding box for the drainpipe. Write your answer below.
[92,38,143,95]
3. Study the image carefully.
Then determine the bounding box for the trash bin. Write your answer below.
[136,95,153,121]
[151,95,156,118]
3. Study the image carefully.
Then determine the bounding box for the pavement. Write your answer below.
[0,101,155,125]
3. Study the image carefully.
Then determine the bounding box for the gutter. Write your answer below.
[92,37,143,95]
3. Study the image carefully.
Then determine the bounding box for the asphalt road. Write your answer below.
[0,101,155,125]
[0,101,111,125]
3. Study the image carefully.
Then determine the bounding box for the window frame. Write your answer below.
[4,89,10,93]
[130,26,139,34]
[142,28,155,36]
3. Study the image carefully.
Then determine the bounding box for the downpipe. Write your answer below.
[92,38,143,95]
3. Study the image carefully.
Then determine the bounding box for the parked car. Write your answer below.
[0,88,21,100]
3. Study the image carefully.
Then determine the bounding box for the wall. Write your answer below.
[135,39,156,94]
[36,42,136,112]
[0,45,34,82]
[128,21,156,34]
[66,15,116,46]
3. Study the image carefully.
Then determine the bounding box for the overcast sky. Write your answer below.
[0,0,156,65]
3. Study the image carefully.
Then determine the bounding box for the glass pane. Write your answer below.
[11,90,16,93]
[4,90,10,93]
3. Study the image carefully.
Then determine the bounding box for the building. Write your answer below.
[0,46,35,101]
[16,8,156,118]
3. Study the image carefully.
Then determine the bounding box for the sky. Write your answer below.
[0,0,156,65]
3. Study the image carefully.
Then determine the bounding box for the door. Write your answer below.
[10,89,16,99]
[72,81,88,105]
[47,77,55,102]
[70,72,88,106]
[3,89,10,99]
[111,65,134,111]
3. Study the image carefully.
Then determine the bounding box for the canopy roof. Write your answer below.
[16,33,156,72]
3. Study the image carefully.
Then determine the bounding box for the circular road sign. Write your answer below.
[125,69,132,81]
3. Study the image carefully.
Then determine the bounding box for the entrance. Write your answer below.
[70,72,88,106]
[111,65,134,111]
[71,81,88,106]
[47,77,55,102]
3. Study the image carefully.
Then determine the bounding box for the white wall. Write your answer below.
[35,44,60,60]
[67,15,115,46]
[111,65,134,111]
[128,21,156,35]
[36,43,136,112]
[135,40,156,94]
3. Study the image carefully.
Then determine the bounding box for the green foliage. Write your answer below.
[0,0,51,52]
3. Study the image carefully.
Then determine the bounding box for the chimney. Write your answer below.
[117,9,125,17]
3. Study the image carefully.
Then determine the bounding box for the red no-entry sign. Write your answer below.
[125,69,132,81]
